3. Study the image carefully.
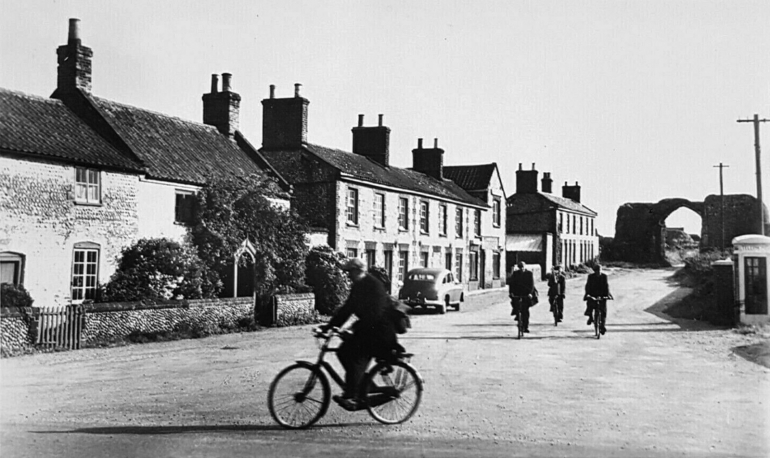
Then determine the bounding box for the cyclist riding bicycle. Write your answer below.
[547,264,566,323]
[583,264,613,335]
[319,258,402,411]
[508,261,536,333]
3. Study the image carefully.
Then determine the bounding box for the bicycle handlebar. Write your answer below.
[585,295,613,301]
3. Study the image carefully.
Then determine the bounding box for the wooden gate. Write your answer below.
[36,305,84,350]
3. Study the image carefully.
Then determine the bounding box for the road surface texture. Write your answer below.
[2,268,768,457]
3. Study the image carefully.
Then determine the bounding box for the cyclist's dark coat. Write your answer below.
[547,272,566,298]
[584,272,611,298]
[508,269,535,297]
[328,273,398,357]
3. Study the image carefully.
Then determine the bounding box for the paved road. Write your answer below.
[1,268,768,457]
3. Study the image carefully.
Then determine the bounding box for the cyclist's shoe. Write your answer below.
[586,317,593,325]
[524,329,530,333]
[510,309,516,316]
[600,327,606,335]
[333,395,362,411]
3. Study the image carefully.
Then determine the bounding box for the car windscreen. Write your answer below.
[407,273,436,281]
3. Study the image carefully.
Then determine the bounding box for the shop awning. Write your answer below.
[506,234,543,252]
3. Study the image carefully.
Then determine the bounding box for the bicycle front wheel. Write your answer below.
[267,362,330,429]
[364,361,423,425]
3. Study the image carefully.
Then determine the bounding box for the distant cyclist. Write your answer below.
[508,261,536,333]
[583,264,613,335]
[547,264,566,322]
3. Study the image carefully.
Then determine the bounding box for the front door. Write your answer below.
[479,250,486,289]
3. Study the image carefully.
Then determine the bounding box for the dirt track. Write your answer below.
[1,268,768,457]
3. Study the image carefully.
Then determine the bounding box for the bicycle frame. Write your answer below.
[510,295,526,338]
[302,331,346,392]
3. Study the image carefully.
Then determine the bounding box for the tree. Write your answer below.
[103,238,215,302]
[190,174,309,305]
[305,245,350,315]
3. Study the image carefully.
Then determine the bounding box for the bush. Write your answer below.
[103,238,217,302]
[191,174,309,300]
[0,283,34,307]
[305,245,349,315]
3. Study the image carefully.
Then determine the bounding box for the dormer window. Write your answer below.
[75,167,100,204]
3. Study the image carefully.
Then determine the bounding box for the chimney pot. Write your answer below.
[434,138,438,148]
[418,138,423,149]
[269,84,275,99]
[210,74,219,93]
[358,114,364,127]
[531,163,535,170]
[294,83,301,97]
[378,114,383,127]
[222,73,232,92]
[68,18,80,41]
[518,163,522,170]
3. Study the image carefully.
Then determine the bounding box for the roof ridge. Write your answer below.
[0,87,66,105]
[89,94,219,132]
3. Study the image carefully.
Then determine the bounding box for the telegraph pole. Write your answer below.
[713,163,729,250]
[737,114,768,235]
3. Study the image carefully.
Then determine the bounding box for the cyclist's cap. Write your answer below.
[341,258,366,271]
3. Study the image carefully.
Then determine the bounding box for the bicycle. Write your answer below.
[510,295,526,339]
[586,295,612,339]
[550,295,564,326]
[267,327,424,429]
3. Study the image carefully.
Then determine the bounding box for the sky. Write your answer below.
[2,0,768,236]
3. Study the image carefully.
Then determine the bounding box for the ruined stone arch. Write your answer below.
[613,194,768,264]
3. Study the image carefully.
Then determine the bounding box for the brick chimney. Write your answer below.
[56,18,93,93]
[202,73,241,138]
[541,172,553,193]
[352,114,390,166]
[412,138,444,180]
[515,163,539,194]
[261,83,309,150]
[562,181,581,203]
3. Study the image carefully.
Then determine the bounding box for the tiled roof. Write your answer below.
[0,88,141,171]
[507,192,597,216]
[443,164,497,191]
[88,94,271,185]
[302,143,487,207]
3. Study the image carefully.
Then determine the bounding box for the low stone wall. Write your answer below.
[274,293,318,327]
[2,294,320,356]
[83,297,255,342]
[1,307,35,355]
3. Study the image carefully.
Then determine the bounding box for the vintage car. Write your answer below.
[398,267,464,314]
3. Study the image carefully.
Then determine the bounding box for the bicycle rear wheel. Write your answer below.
[364,361,423,425]
[267,362,330,429]
[517,309,524,339]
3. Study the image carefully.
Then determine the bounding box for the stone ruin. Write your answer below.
[611,194,769,263]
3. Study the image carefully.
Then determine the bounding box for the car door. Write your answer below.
[446,272,460,302]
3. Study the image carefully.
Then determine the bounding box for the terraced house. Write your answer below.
[259,86,507,293]
[0,19,290,308]
[506,164,598,277]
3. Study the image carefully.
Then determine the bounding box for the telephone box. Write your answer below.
[732,234,770,325]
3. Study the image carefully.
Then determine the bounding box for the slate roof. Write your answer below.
[507,192,597,216]
[301,143,487,207]
[87,94,275,186]
[443,164,497,191]
[0,88,141,171]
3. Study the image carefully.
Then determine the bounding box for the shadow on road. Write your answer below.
[36,422,371,435]
[643,287,725,332]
